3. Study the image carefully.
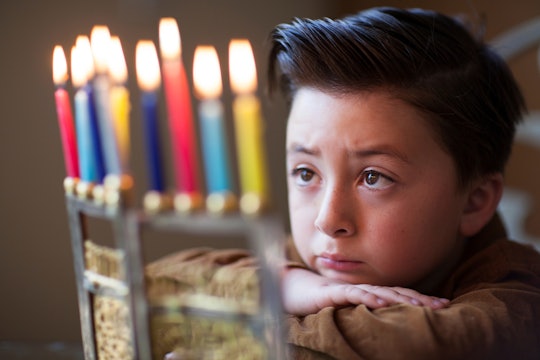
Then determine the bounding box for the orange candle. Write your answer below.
[53,45,79,179]
[159,18,200,197]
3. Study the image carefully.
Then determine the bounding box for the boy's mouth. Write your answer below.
[317,253,365,272]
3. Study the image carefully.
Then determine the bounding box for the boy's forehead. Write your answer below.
[286,88,448,161]
[287,88,428,135]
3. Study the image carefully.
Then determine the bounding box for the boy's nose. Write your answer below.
[314,185,356,238]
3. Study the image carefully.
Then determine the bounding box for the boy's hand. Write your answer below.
[282,267,450,316]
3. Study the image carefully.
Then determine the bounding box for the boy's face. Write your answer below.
[286,88,470,289]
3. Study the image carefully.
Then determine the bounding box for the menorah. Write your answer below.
[53,17,286,360]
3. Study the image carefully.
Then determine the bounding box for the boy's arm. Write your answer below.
[286,284,540,360]
[283,239,540,360]
[282,267,449,315]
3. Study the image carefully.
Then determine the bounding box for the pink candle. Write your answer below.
[159,18,199,195]
[53,45,79,178]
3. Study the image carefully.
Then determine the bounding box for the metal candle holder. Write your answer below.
[65,175,286,359]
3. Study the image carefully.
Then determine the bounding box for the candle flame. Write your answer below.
[193,46,222,99]
[90,25,111,74]
[136,40,161,92]
[229,39,257,94]
[53,45,68,86]
[108,36,128,84]
[159,17,181,60]
[76,36,95,81]
[70,45,85,88]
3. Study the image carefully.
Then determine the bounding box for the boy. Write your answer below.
[268,6,540,359]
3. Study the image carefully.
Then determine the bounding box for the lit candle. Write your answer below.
[76,36,105,183]
[90,25,121,175]
[71,42,96,186]
[159,18,200,201]
[136,40,165,192]
[193,46,235,212]
[53,45,79,180]
[229,39,269,214]
[108,36,131,173]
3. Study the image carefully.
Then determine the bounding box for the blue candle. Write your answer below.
[86,84,106,182]
[74,88,96,182]
[199,99,231,193]
[71,44,95,183]
[141,91,165,192]
[73,35,105,183]
[136,40,165,193]
[192,45,232,196]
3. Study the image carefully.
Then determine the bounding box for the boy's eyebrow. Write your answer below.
[287,143,320,156]
[351,146,410,164]
[287,143,410,163]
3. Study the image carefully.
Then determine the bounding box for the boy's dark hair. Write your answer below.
[268,7,525,188]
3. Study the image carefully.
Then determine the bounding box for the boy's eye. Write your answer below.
[291,167,317,186]
[299,169,314,182]
[361,170,393,189]
[365,171,380,185]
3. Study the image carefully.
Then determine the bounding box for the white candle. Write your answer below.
[90,25,121,175]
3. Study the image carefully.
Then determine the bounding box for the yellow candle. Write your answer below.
[108,36,131,173]
[229,39,268,213]
[233,94,267,193]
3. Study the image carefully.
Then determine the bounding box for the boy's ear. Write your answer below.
[459,173,504,237]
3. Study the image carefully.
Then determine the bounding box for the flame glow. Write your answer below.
[70,45,85,88]
[136,40,161,92]
[108,36,128,84]
[228,39,257,94]
[52,45,68,86]
[159,17,181,60]
[76,36,95,81]
[90,25,112,73]
[193,46,222,99]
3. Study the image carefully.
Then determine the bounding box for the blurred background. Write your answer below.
[0,0,538,357]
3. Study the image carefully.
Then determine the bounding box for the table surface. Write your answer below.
[0,341,84,360]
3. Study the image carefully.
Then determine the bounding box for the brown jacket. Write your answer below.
[285,215,540,359]
[145,215,540,359]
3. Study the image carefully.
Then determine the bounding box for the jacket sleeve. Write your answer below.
[286,279,540,360]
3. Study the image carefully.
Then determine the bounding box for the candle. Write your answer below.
[90,25,121,175]
[108,36,131,173]
[71,42,96,185]
[76,35,106,183]
[228,39,269,213]
[53,45,79,179]
[193,46,232,196]
[159,18,200,198]
[136,40,165,192]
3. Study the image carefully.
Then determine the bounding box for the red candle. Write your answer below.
[159,18,199,196]
[53,45,79,179]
